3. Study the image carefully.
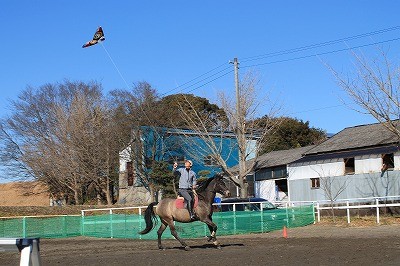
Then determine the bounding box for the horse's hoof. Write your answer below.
[206,236,213,242]
[184,246,191,251]
[158,246,166,250]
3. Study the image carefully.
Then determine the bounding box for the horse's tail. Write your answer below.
[138,202,158,235]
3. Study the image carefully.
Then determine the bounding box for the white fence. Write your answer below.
[81,195,400,225]
[81,206,145,216]
[277,195,400,224]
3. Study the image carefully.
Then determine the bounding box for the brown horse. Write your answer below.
[138,173,231,250]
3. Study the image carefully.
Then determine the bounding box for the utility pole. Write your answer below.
[233,58,240,124]
[231,57,247,197]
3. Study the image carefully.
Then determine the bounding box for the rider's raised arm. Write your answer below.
[172,162,181,177]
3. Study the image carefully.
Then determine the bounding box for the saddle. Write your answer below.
[175,194,199,209]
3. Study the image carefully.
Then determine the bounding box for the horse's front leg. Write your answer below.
[203,217,220,249]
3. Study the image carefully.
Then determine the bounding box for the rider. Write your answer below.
[173,160,197,220]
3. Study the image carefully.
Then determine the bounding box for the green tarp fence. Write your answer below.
[0,205,314,239]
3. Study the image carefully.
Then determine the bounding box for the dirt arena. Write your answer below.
[1,224,400,266]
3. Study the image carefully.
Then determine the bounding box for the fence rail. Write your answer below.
[276,195,400,224]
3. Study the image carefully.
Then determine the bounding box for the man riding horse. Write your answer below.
[173,160,197,220]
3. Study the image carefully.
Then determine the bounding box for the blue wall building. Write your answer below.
[119,126,255,204]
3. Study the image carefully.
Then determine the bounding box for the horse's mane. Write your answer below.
[196,176,215,193]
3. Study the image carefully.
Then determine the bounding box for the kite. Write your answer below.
[82,27,105,48]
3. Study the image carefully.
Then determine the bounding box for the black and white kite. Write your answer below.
[82,27,105,48]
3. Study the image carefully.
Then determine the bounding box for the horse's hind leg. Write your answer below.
[167,220,190,251]
[157,220,168,250]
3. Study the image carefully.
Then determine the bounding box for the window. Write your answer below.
[273,167,287,179]
[126,162,134,186]
[204,155,218,166]
[382,153,394,171]
[311,178,320,189]
[344,158,355,175]
[255,166,287,181]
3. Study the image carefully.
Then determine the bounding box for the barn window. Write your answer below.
[126,162,134,186]
[344,158,355,175]
[382,153,394,171]
[310,178,320,189]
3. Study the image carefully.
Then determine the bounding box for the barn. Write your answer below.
[288,122,400,202]
[246,145,314,203]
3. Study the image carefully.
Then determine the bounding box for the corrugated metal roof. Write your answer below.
[253,145,315,169]
[304,122,399,155]
[292,145,399,164]
[229,145,315,172]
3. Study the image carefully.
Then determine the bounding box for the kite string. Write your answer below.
[100,42,131,90]
[99,40,174,159]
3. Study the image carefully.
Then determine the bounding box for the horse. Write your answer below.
[138,173,231,250]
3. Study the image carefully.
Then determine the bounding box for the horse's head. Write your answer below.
[213,173,231,197]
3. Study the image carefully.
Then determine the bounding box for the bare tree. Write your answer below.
[0,81,117,205]
[311,165,349,221]
[111,82,179,202]
[320,176,349,221]
[175,71,282,197]
[328,50,400,137]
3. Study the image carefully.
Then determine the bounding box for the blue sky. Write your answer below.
[1,1,400,135]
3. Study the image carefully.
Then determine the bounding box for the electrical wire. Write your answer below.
[184,69,234,94]
[241,25,400,63]
[102,26,400,120]
[240,37,400,69]
[165,26,400,96]
[160,62,230,96]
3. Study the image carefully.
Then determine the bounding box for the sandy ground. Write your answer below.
[0,182,49,206]
[1,224,400,266]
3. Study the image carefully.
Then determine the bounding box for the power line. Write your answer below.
[287,104,348,116]
[184,69,234,94]
[166,26,400,96]
[160,62,229,96]
[241,25,400,63]
[241,37,400,69]
[158,26,400,97]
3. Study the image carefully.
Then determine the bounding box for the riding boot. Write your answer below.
[187,200,196,220]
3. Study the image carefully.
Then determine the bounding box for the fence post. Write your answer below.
[139,207,142,240]
[261,202,264,233]
[22,217,27,238]
[81,211,85,237]
[233,203,237,234]
[109,209,113,238]
[376,198,380,224]
[316,202,320,223]
[312,203,316,224]
[285,202,289,227]
[346,201,350,224]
